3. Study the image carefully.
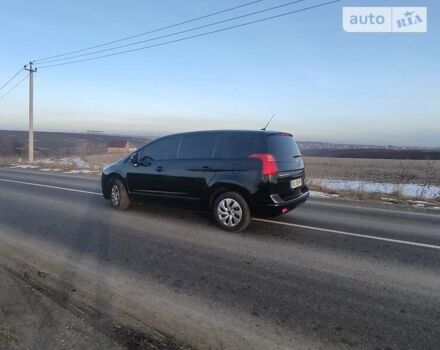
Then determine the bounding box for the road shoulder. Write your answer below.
[0,266,123,350]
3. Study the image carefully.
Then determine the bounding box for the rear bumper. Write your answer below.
[268,188,310,207]
[252,186,310,217]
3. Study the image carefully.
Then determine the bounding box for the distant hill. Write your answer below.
[300,148,440,160]
[0,130,150,157]
[297,141,440,160]
[0,130,438,160]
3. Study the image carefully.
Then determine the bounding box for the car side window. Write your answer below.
[178,134,217,160]
[220,133,265,159]
[140,135,181,162]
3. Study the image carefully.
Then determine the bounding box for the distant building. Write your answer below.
[106,140,137,154]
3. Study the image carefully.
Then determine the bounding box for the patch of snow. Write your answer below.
[63,169,97,174]
[412,203,426,208]
[310,191,339,198]
[381,197,399,204]
[309,178,440,199]
[59,157,88,168]
[39,168,62,172]
[39,158,54,165]
[36,157,90,169]
[407,200,430,205]
[9,165,39,169]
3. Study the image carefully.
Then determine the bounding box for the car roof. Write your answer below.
[162,129,290,138]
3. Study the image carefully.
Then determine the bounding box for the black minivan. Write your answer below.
[101,130,309,231]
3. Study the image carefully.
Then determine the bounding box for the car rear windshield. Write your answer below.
[266,134,301,160]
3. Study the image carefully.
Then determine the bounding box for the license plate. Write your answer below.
[290,178,302,189]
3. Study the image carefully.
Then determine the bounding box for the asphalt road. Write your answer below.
[0,167,439,350]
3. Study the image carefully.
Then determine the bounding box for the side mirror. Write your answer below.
[141,155,153,166]
[130,153,139,167]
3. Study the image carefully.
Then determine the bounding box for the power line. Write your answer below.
[34,0,267,62]
[37,0,340,69]
[0,73,29,102]
[0,67,24,92]
[37,0,310,65]
[37,0,311,65]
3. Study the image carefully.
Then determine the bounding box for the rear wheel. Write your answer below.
[110,178,131,210]
[213,192,251,232]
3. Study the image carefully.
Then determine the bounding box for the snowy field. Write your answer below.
[309,178,440,199]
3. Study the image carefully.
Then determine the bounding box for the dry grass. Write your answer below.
[307,179,377,201]
[84,153,128,170]
[308,181,399,202]
[34,161,82,172]
[306,179,337,194]
[0,156,22,165]
[304,157,440,186]
[84,153,126,164]
[389,186,406,201]
[307,178,440,206]
[0,154,127,172]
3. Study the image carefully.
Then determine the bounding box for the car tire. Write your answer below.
[213,192,251,232]
[109,178,131,210]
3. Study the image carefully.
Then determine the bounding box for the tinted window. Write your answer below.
[178,134,217,159]
[267,134,301,160]
[220,133,265,159]
[141,135,181,161]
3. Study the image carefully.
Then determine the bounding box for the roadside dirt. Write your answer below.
[0,228,276,350]
[0,264,191,350]
[0,267,122,350]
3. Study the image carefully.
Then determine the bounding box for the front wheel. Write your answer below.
[110,178,131,210]
[213,192,251,232]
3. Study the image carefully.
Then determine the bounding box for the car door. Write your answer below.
[126,135,181,196]
[165,132,220,203]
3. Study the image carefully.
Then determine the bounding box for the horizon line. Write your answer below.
[1,128,439,150]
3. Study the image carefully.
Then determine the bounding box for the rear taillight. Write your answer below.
[249,153,278,176]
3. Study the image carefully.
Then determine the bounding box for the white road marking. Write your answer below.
[2,168,438,217]
[253,218,440,251]
[1,177,439,251]
[309,200,440,218]
[0,178,101,196]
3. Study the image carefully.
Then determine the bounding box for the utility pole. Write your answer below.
[24,62,37,162]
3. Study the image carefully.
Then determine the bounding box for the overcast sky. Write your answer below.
[0,0,438,147]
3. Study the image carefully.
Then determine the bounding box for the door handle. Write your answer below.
[188,166,212,171]
[156,166,164,172]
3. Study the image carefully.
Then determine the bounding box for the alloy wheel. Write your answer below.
[217,198,243,227]
[111,184,120,207]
